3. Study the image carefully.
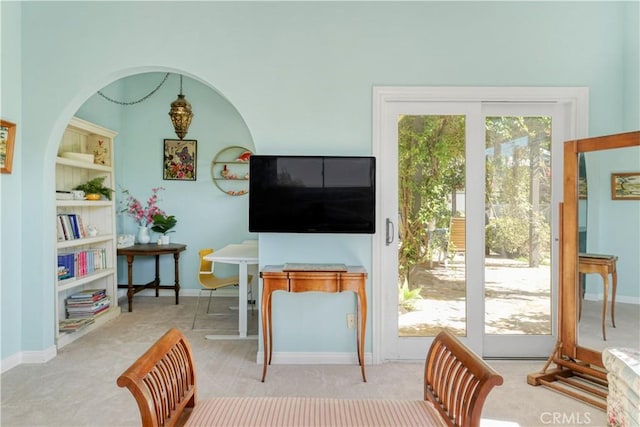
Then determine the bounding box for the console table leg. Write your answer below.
[126,255,134,312]
[601,273,608,341]
[611,268,617,328]
[173,252,181,305]
[154,255,160,297]
[357,292,367,382]
[261,285,270,382]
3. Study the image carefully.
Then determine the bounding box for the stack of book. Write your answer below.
[66,289,110,319]
[58,318,94,333]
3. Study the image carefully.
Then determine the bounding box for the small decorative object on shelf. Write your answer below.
[117,234,135,249]
[87,225,99,237]
[237,151,251,162]
[211,146,253,195]
[73,176,114,200]
[93,140,109,165]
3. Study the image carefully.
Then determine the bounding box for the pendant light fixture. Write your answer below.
[168,74,194,140]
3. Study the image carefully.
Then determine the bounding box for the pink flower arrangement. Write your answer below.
[120,187,166,226]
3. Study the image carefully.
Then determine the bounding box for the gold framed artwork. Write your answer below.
[611,172,640,200]
[578,177,587,199]
[0,120,17,174]
[163,139,197,181]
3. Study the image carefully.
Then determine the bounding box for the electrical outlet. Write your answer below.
[347,313,355,329]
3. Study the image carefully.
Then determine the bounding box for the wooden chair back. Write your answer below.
[425,329,503,427]
[448,217,466,255]
[117,328,197,427]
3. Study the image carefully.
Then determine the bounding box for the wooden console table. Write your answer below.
[260,265,368,382]
[117,243,186,312]
[578,252,618,341]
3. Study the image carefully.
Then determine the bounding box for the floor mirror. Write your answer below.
[528,130,640,409]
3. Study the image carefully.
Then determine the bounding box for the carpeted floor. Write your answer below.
[1,296,608,427]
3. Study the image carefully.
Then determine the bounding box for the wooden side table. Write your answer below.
[117,243,187,312]
[260,265,367,382]
[578,253,618,341]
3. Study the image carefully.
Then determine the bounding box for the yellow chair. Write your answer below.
[192,248,253,329]
[445,216,466,265]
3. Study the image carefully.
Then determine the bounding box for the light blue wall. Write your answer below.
[2,1,638,361]
[1,1,23,363]
[584,146,640,301]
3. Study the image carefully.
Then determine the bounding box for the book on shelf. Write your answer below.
[67,288,107,301]
[57,265,75,282]
[58,318,94,332]
[56,217,65,241]
[57,248,108,282]
[66,291,110,319]
[57,253,75,281]
[56,191,73,200]
[56,213,87,240]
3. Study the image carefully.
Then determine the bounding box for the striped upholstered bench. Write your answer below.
[117,328,502,427]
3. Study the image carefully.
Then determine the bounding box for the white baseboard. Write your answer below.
[118,287,241,298]
[584,293,639,305]
[1,345,57,373]
[256,351,373,366]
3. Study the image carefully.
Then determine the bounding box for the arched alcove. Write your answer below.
[50,69,258,348]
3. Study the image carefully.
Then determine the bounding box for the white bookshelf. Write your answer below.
[54,117,120,348]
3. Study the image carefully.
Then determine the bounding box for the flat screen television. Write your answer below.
[249,155,376,234]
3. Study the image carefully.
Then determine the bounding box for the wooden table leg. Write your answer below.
[173,252,181,305]
[357,288,367,382]
[261,284,271,382]
[126,255,135,312]
[600,272,608,341]
[154,255,160,297]
[611,266,617,328]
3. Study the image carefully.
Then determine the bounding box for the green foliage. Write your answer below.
[484,116,552,266]
[151,214,177,234]
[485,206,550,259]
[73,176,113,200]
[486,216,528,258]
[398,279,423,311]
[397,115,465,279]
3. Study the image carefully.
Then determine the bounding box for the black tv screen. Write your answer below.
[249,155,376,234]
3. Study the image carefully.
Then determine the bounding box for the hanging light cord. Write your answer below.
[97,72,171,106]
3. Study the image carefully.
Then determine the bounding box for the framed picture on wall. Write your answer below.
[611,172,640,200]
[1,120,17,174]
[163,139,197,181]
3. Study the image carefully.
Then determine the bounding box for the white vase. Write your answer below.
[161,234,171,245]
[137,226,151,244]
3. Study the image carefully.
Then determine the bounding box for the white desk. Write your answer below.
[203,242,258,338]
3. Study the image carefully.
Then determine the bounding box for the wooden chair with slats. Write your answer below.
[446,216,466,264]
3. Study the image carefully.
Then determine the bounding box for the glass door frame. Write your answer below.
[371,87,589,363]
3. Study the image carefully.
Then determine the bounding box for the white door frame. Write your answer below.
[371,86,589,363]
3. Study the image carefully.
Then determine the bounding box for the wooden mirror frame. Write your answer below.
[561,130,640,366]
[528,130,639,409]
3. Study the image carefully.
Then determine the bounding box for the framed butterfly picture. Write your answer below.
[163,139,197,181]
